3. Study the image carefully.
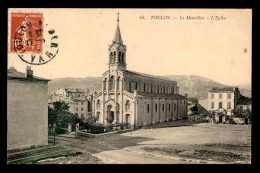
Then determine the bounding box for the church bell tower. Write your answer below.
[108,12,127,71]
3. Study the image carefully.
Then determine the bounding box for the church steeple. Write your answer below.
[113,12,123,44]
[108,12,127,71]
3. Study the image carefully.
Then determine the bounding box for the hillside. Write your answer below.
[48,75,251,99]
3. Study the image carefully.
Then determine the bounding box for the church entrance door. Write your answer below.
[107,105,114,124]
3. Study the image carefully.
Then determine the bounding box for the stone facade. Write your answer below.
[7,67,49,150]
[92,17,188,127]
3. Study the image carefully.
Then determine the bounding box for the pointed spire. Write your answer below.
[113,12,123,44]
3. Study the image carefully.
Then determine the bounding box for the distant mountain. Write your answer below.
[48,75,251,99]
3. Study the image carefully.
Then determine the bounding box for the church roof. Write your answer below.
[113,21,123,44]
[124,70,177,84]
[137,92,186,99]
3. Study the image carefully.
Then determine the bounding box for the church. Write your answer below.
[92,15,188,127]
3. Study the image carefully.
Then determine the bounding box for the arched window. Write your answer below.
[122,53,124,64]
[125,100,130,111]
[117,77,120,89]
[113,51,116,62]
[104,78,107,90]
[110,76,115,90]
[119,52,121,63]
[143,83,146,92]
[96,112,100,120]
[135,82,138,90]
[96,100,101,109]
[110,52,113,63]
[162,104,164,112]
[147,104,150,113]
[129,81,132,92]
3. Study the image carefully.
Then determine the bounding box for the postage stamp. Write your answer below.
[10,12,59,65]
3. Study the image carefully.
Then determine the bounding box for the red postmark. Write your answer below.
[10,13,43,53]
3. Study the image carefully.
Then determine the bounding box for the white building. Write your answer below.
[207,87,240,115]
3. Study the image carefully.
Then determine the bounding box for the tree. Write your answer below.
[48,101,79,134]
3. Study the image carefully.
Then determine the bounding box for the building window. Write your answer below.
[155,104,157,112]
[119,52,121,62]
[129,81,132,92]
[122,53,124,63]
[113,51,116,62]
[219,102,222,109]
[81,101,84,105]
[147,104,150,113]
[162,104,164,112]
[96,112,100,120]
[227,102,231,109]
[227,94,231,99]
[76,107,78,111]
[104,78,107,90]
[211,94,214,99]
[157,86,159,93]
[135,82,138,90]
[211,102,214,109]
[76,102,78,105]
[151,84,153,93]
[219,94,223,99]
[81,107,84,111]
[110,52,113,63]
[163,86,165,93]
[169,104,170,111]
[125,100,130,111]
[117,77,120,89]
[174,104,176,111]
[96,100,101,109]
[143,83,146,92]
[110,76,115,90]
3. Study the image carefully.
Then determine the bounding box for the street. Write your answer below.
[40,122,251,164]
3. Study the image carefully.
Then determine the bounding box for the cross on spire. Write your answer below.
[116,12,120,22]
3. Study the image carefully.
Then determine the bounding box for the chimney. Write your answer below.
[26,66,33,78]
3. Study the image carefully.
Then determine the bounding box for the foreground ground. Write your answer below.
[40,121,251,164]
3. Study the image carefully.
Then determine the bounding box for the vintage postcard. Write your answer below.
[7,8,252,164]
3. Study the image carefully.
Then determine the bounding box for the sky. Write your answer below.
[8,8,252,86]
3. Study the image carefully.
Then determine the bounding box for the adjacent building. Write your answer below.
[48,94,76,113]
[92,16,188,127]
[48,88,92,118]
[207,87,240,115]
[236,95,252,111]
[7,66,50,150]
